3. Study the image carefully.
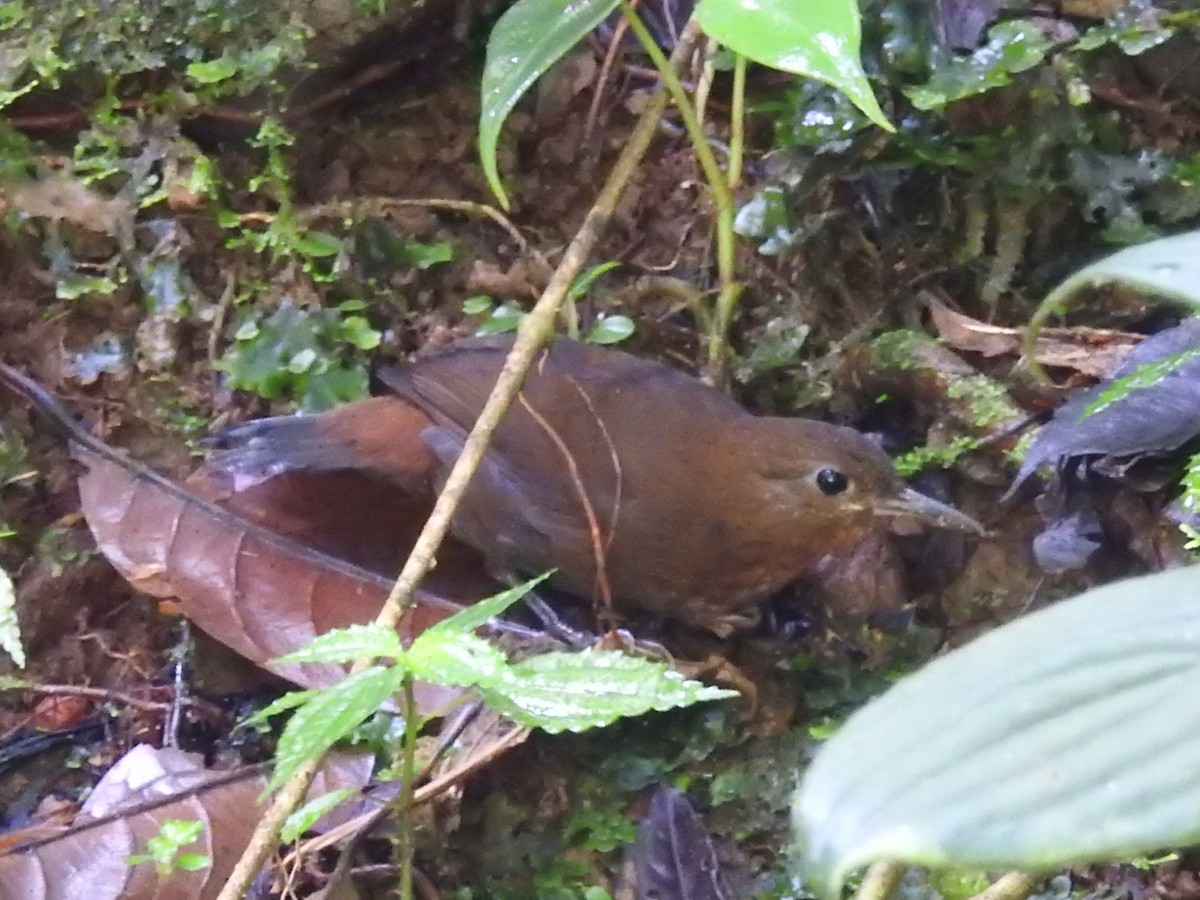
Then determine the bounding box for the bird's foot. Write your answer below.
[597,628,672,663]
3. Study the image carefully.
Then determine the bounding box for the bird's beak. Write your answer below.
[875,487,985,535]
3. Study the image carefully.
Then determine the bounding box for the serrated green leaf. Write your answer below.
[406,630,510,688]
[281,788,354,843]
[480,648,737,733]
[794,565,1200,900]
[586,315,635,345]
[480,0,620,208]
[275,624,405,666]
[241,689,317,728]
[268,666,403,792]
[0,565,23,668]
[695,0,892,132]
[424,574,552,637]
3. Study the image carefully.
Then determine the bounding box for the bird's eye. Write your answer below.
[815,467,849,496]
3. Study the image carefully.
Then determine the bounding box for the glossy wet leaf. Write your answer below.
[479,0,620,208]
[904,20,1051,111]
[695,0,891,131]
[480,649,737,733]
[586,315,635,345]
[794,566,1200,899]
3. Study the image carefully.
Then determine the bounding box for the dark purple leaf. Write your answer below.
[631,786,731,900]
[1012,318,1200,492]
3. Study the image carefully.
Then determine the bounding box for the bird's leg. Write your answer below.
[514,580,674,661]
[597,628,672,663]
[521,589,595,649]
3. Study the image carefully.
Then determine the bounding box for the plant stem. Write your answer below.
[854,860,904,900]
[619,2,742,380]
[728,53,746,190]
[213,21,708,900]
[396,675,420,900]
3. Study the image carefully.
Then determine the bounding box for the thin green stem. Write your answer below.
[728,53,746,190]
[396,674,420,900]
[619,2,742,376]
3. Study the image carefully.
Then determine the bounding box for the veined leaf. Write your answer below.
[695,0,891,131]
[479,0,620,208]
[794,565,1200,898]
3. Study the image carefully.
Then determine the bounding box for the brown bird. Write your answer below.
[206,335,981,635]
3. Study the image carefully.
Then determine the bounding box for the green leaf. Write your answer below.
[794,565,1200,899]
[338,315,382,351]
[55,272,119,300]
[294,230,343,258]
[569,261,621,300]
[281,788,354,843]
[241,689,317,728]
[424,574,552,636]
[904,20,1051,111]
[406,630,510,688]
[275,624,405,666]
[268,666,403,791]
[186,57,238,84]
[1038,228,1200,319]
[176,854,211,872]
[695,0,892,132]
[0,565,22,668]
[480,0,620,208]
[586,315,636,345]
[477,304,524,335]
[393,239,454,270]
[463,295,494,315]
[480,648,737,733]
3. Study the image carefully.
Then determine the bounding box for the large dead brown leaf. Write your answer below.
[928,299,1140,378]
[73,438,538,694]
[0,363,543,701]
[0,745,371,900]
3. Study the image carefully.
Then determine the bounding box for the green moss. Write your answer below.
[945,374,1018,428]
[0,0,308,100]
[893,435,979,477]
[871,329,931,371]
